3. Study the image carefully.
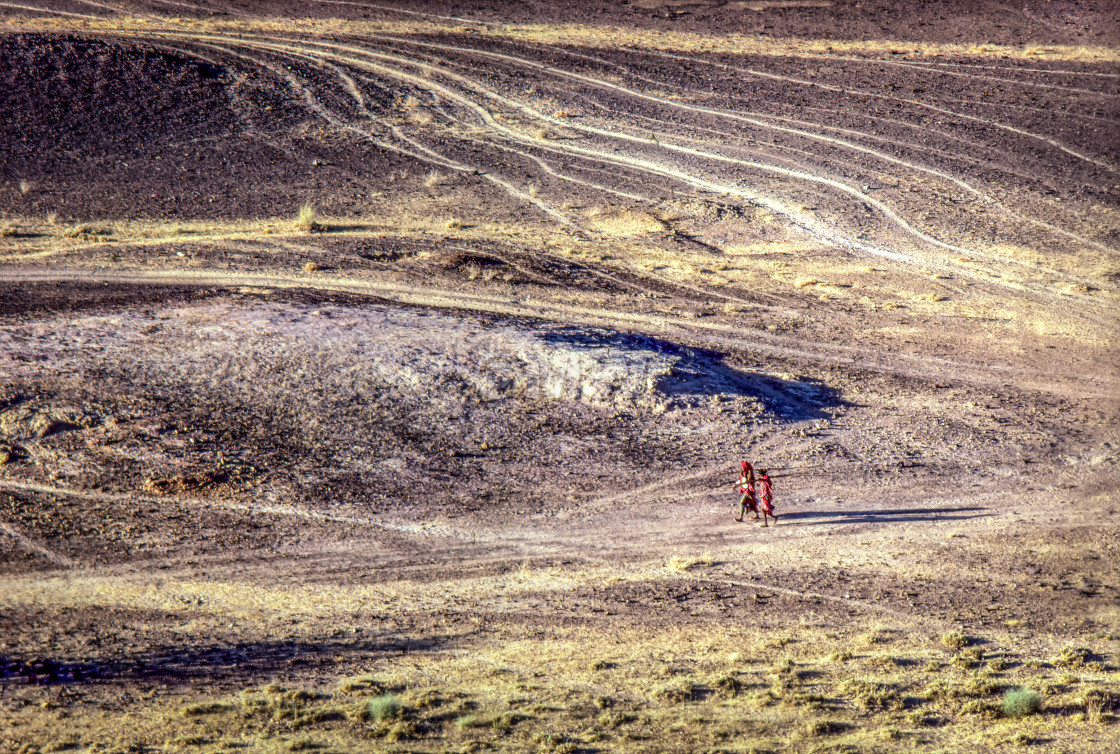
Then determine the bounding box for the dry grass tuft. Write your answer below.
[63,224,111,240]
[424,170,443,187]
[19,179,33,195]
[941,630,969,649]
[296,202,322,233]
[366,694,401,722]
[667,553,713,573]
[302,261,319,274]
[1050,645,1092,668]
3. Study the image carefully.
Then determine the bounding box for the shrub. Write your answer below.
[1050,646,1092,668]
[666,553,712,573]
[386,721,420,741]
[181,701,232,716]
[64,224,110,240]
[711,674,743,696]
[297,202,321,232]
[367,694,401,722]
[941,631,968,649]
[839,678,902,711]
[653,679,697,704]
[863,629,890,645]
[1002,688,1042,717]
[803,719,845,736]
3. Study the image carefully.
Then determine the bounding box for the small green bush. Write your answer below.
[1003,688,1043,717]
[367,694,401,722]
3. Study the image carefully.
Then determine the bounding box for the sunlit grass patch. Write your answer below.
[588,210,665,237]
[666,553,713,573]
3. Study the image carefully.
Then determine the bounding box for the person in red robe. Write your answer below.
[734,460,757,522]
[757,469,776,527]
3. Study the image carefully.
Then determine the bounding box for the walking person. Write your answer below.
[757,469,776,527]
[734,460,757,522]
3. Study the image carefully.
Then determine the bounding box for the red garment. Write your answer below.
[740,460,753,476]
[758,475,773,515]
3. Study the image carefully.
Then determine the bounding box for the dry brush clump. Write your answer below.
[666,553,713,573]
[296,202,325,233]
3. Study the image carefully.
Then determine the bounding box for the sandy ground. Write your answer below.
[0,2,1118,752]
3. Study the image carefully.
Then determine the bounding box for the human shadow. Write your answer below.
[538,327,843,422]
[778,506,990,525]
[0,631,453,687]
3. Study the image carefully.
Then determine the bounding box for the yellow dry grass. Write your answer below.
[0,210,580,264]
[4,614,1116,753]
[9,14,1115,63]
[587,210,665,237]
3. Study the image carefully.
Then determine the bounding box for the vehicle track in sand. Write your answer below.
[6,4,1116,293]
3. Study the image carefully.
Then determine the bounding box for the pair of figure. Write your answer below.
[735,460,775,526]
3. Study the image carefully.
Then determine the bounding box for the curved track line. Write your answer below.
[0,517,76,567]
[0,1,101,18]
[0,479,462,540]
[1,267,1113,398]
[825,54,1117,97]
[646,48,1119,174]
[368,35,1116,258]
[184,39,579,233]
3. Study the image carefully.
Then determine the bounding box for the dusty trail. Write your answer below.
[1,267,1112,398]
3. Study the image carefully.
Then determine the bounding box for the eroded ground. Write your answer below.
[0,1,1118,752]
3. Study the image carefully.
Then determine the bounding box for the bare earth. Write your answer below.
[0,1,1118,752]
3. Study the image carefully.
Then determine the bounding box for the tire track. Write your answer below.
[11,14,1114,298]
[363,35,1117,262]
[0,516,77,567]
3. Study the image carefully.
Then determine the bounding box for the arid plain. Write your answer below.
[0,1,1118,752]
